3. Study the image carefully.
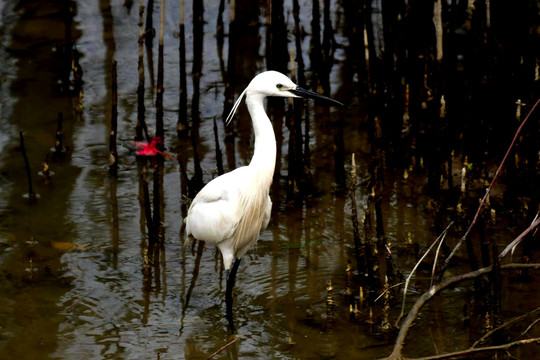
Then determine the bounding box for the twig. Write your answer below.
[206,336,239,360]
[375,282,404,303]
[520,317,540,338]
[384,263,540,360]
[499,214,540,260]
[406,338,540,360]
[396,222,453,326]
[430,224,451,287]
[440,99,540,278]
[471,307,540,348]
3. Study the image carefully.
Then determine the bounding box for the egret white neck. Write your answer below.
[245,91,277,186]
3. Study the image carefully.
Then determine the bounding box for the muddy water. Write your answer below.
[0,1,538,359]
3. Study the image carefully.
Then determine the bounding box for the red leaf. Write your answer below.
[134,137,174,158]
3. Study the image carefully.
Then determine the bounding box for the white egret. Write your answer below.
[184,70,342,332]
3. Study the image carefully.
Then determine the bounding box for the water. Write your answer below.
[0,1,538,359]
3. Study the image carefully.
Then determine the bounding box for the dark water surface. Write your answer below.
[0,1,538,359]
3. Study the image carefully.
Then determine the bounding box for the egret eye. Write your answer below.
[276,83,284,90]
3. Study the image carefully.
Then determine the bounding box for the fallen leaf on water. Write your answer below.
[134,137,175,158]
[51,241,75,251]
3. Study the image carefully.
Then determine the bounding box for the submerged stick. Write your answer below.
[19,130,36,200]
[206,337,239,360]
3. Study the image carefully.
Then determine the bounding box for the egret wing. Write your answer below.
[262,195,272,230]
[185,169,247,244]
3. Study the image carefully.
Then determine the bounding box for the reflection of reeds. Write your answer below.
[139,156,166,326]
[108,175,120,269]
[349,154,364,275]
[141,173,155,240]
[53,112,65,160]
[109,60,118,175]
[19,131,36,201]
[152,161,164,242]
[143,162,165,247]
[334,112,345,188]
[326,280,335,324]
[380,276,391,331]
[181,239,205,330]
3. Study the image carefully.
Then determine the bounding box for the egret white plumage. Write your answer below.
[184,70,342,332]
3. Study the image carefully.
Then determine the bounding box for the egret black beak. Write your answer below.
[289,87,344,107]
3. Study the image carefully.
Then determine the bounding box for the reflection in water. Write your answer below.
[107,175,120,269]
[180,239,204,333]
[0,1,538,359]
[0,1,82,359]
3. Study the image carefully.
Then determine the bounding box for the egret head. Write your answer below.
[225,71,343,124]
[247,71,299,98]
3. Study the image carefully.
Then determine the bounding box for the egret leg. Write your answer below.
[225,258,242,334]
